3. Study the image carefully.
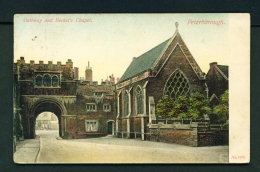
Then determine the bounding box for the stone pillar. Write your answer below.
[112,122,115,135]
[127,91,131,138]
[116,92,121,136]
[116,119,118,136]
[127,118,130,138]
[143,88,146,115]
[141,117,144,140]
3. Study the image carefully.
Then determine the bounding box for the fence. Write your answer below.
[115,131,159,140]
[152,119,210,124]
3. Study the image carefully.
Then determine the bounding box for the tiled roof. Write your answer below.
[118,38,170,83]
[217,65,228,78]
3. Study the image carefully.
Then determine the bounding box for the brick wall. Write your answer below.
[134,117,142,138]
[149,128,198,146]
[147,45,206,108]
[206,63,228,106]
[149,127,228,147]
[122,118,128,137]
[198,130,228,146]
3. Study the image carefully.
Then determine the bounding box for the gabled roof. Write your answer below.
[118,38,170,83]
[217,65,228,78]
[118,26,204,84]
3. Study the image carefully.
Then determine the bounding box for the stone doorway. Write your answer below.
[107,121,114,135]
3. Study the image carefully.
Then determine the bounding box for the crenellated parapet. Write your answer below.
[14,57,75,81]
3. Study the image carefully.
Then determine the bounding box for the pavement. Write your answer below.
[13,130,229,164]
[13,136,41,164]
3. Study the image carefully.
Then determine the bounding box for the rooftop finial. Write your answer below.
[175,22,179,30]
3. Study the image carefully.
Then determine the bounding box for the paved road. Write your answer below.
[35,130,229,163]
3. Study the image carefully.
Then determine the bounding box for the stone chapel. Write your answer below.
[115,23,208,140]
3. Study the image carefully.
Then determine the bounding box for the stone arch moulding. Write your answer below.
[30,97,68,116]
[106,120,115,123]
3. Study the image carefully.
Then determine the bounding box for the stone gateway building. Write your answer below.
[14,58,116,139]
[115,24,208,140]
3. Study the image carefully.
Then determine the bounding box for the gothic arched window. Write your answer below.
[136,86,143,114]
[35,75,42,86]
[164,69,190,99]
[124,91,129,117]
[43,74,51,87]
[52,75,59,87]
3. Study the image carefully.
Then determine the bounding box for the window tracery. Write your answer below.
[164,69,190,99]
[136,86,143,114]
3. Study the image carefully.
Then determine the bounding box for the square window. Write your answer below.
[86,104,97,111]
[94,92,103,97]
[103,104,111,112]
[85,120,98,132]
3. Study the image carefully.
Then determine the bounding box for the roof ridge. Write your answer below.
[135,38,170,60]
[215,65,228,80]
[151,30,179,70]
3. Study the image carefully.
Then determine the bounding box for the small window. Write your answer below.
[94,92,103,97]
[86,104,97,111]
[43,74,51,87]
[103,104,111,112]
[52,75,59,87]
[35,75,42,86]
[85,120,98,132]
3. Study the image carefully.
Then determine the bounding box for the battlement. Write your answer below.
[79,80,115,86]
[15,57,76,81]
[16,56,73,67]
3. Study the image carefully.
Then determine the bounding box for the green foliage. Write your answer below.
[213,90,229,124]
[156,95,174,118]
[156,92,211,120]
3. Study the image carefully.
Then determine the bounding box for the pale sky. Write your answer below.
[14,14,229,82]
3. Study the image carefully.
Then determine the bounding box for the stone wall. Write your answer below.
[198,130,229,146]
[149,128,198,146]
[148,124,229,147]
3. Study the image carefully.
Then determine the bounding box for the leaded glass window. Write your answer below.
[52,76,59,87]
[43,74,51,87]
[35,75,42,86]
[124,92,129,116]
[136,86,143,114]
[164,69,190,99]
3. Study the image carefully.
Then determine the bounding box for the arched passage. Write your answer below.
[27,98,66,138]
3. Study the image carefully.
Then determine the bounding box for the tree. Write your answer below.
[187,92,211,119]
[155,95,174,119]
[156,92,211,120]
[170,95,189,119]
[213,90,229,124]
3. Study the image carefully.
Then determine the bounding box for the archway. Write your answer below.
[28,98,66,138]
[35,112,59,137]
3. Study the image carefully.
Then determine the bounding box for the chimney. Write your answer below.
[85,61,92,82]
[30,60,34,65]
[74,67,79,80]
[210,62,217,68]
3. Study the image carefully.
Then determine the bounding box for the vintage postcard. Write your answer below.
[13,13,250,163]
